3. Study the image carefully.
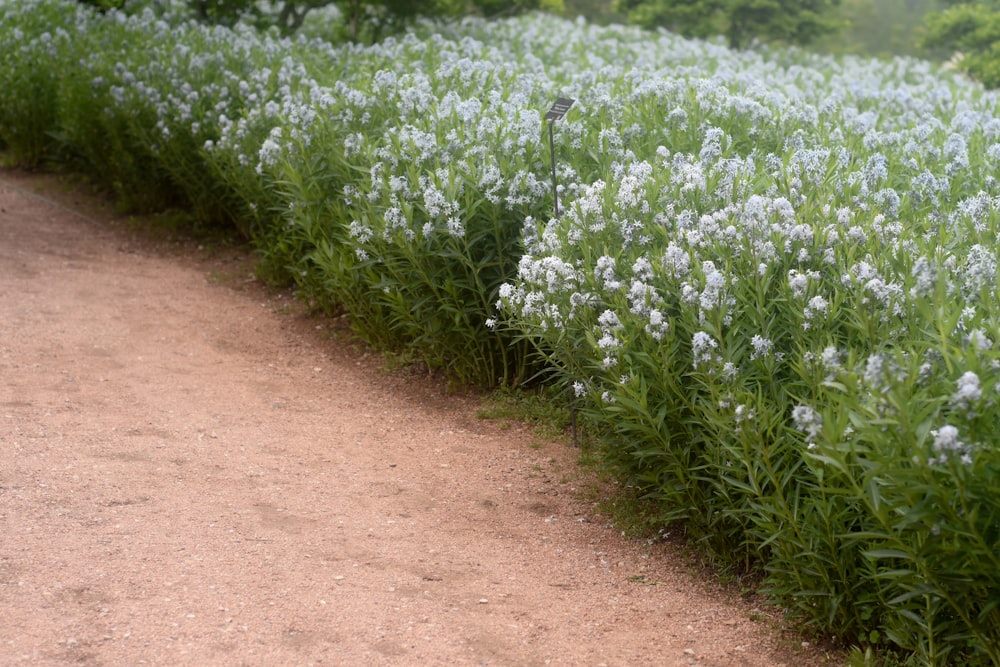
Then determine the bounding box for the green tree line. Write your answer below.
[75,0,1000,86]
[922,0,1000,87]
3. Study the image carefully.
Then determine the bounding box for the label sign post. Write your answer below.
[545,97,578,445]
[545,97,575,219]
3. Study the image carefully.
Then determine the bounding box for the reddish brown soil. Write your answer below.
[0,171,843,666]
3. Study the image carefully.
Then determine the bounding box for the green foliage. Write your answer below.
[182,0,563,40]
[332,0,565,41]
[330,0,461,42]
[923,1,1000,88]
[814,0,939,58]
[256,48,551,385]
[76,0,125,9]
[564,0,625,24]
[615,0,843,49]
[476,384,573,442]
[189,0,260,28]
[4,2,1000,662]
[474,0,561,17]
[0,1,70,166]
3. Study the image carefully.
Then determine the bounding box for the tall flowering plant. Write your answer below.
[500,89,1000,658]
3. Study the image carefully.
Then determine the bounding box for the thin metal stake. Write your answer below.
[544,97,574,220]
[570,392,578,448]
[549,118,559,219]
[544,97,578,446]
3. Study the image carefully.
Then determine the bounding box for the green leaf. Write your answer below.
[864,548,914,561]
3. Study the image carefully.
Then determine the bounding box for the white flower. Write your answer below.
[692,332,719,369]
[595,256,622,291]
[597,333,620,350]
[597,309,622,331]
[962,245,997,296]
[821,346,841,380]
[699,262,727,312]
[662,244,690,278]
[750,335,772,360]
[967,329,993,351]
[951,371,981,412]
[788,270,810,299]
[803,295,829,324]
[422,185,448,218]
[256,129,282,172]
[792,404,822,444]
[864,354,886,389]
[445,216,465,238]
[632,257,654,281]
[932,425,961,452]
[645,309,668,341]
[910,257,936,298]
[628,280,660,316]
[734,404,755,424]
[929,425,975,466]
[348,220,373,244]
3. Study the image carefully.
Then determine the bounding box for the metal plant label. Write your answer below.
[545,97,575,220]
[545,97,575,121]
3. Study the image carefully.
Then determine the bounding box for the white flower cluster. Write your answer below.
[792,405,823,449]
[929,424,974,467]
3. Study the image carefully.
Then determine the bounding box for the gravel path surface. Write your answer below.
[0,171,839,666]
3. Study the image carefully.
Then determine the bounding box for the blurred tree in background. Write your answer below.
[612,0,843,49]
[188,0,564,39]
[75,0,126,8]
[564,0,625,23]
[814,0,938,56]
[80,0,996,88]
[922,0,1000,87]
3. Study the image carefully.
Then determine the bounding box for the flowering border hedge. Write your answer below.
[2,1,999,661]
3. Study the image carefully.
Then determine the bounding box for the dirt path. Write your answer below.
[0,171,837,666]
